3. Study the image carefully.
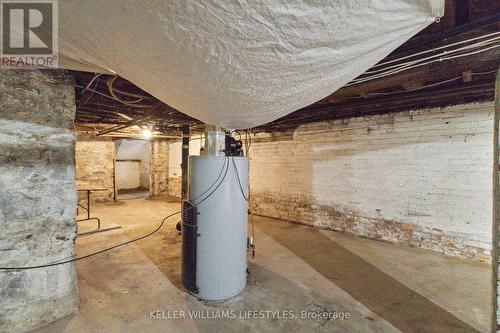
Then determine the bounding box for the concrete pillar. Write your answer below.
[0,70,79,332]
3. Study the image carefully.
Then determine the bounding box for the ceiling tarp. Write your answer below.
[59,1,444,129]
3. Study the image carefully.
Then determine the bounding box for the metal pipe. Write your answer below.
[181,124,190,202]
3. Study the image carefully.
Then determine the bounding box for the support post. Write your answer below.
[0,70,79,332]
[493,67,499,333]
[181,125,190,203]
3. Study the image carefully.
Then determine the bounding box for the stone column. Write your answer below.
[0,70,79,332]
[149,139,170,196]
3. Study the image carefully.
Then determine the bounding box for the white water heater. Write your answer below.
[182,131,248,300]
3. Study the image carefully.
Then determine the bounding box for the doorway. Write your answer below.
[115,139,151,200]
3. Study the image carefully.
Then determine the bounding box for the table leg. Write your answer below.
[77,190,101,231]
[86,190,90,219]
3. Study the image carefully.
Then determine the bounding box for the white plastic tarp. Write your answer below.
[59,1,444,129]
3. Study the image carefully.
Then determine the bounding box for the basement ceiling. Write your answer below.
[72,0,499,138]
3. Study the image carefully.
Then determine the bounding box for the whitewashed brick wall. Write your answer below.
[167,138,202,198]
[75,139,115,202]
[249,102,494,261]
[149,140,169,196]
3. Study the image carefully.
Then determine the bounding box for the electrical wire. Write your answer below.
[347,34,500,86]
[364,76,462,97]
[349,42,500,85]
[370,31,500,69]
[75,84,155,108]
[232,158,248,201]
[81,73,102,95]
[360,70,500,98]
[191,156,228,205]
[0,154,231,271]
[471,70,498,75]
[0,210,181,271]
[243,129,255,258]
[365,34,499,75]
[351,42,499,84]
[358,39,497,81]
[244,129,252,157]
[192,155,230,207]
[234,130,243,142]
[107,76,145,105]
[80,74,102,106]
[347,44,500,86]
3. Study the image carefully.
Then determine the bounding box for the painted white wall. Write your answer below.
[115,139,150,188]
[168,136,202,178]
[250,102,494,252]
[115,161,141,189]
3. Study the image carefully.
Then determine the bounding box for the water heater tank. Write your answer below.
[186,155,248,300]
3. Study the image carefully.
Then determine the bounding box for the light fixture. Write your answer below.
[142,129,152,139]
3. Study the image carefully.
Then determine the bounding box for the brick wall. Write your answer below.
[149,139,169,196]
[75,138,172,199]
[75,138,115,202]
[166,139,202,199]
[167,176,182,199]
[249,102,494,261]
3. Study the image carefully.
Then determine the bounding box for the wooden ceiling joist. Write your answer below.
[72,0,499,137]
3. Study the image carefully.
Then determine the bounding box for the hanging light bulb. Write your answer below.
[142,129,152,139]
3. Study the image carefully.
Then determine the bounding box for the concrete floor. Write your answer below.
[116,189,150,200]
[35,198,491,333]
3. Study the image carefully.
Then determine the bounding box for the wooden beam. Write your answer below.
[324,47,499,101]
